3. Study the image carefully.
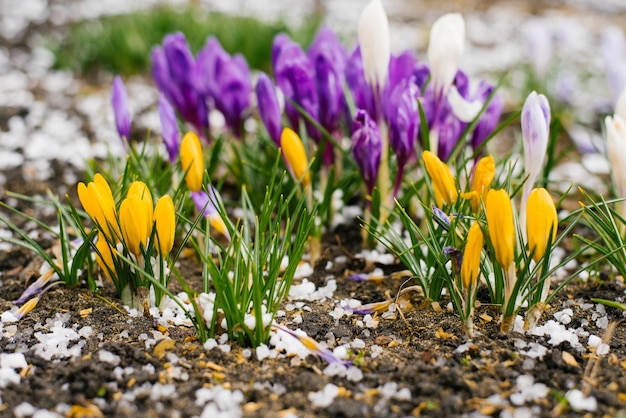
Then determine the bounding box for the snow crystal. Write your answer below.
[256,344,270,361]
[294,262,314,279]
[0,367,21,388]
[98,350,121,366]
[289,279,337,301]
[308,384,339,408]
[150,383,176,400]
[0,353,27,370]
[370,345,383,359]
[510,375,548,406]
[356,249,395,265]
[566,389,597,412]
[554,309,573,325]
[32,315,87,360]
[13,402,36,418]
[195,385,244,418]
[351,338,365,349]
[530,320,581,348]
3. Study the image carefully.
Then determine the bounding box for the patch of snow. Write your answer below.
[566,389,597,412]
[195,385,244,418]
[98,350,121,366]
[530,320,582,349]
[308,383,339,408]
[510,375,548,406]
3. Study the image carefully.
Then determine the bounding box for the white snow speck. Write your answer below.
[308,383,339,408]
[566,389,597,412]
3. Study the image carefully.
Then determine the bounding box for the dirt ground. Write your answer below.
[1,168,626,418]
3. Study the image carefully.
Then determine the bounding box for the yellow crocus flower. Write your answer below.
[119,195,152,257]
[485,188,515,269]
[126,181,154,221]
[422,150,458,207]
[526,188,557,262]
[95,232,117,282]
[154,195,176,255]
[180,132,205,192]
[461,222,483,291]
[280,127,310,188]
[469,155,495,212]
[77,173,120,241]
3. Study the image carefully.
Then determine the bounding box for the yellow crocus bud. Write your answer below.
[280,127,310,188]
[154,195,176,255]
[461,222,483,291]
[95,232,117,282]
[526,188,557,262]
[180,132,204,192]
[119,195,152,257]
[126,181,153,221]
[77,173,120,242]
[469,155,495,212]
[485,188,515,269]
[422,150,458,207]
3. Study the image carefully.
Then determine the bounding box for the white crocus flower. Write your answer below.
[357,0,390,96]
[520,91,551,237]
[427,13,465,99]
[606,114,626,220]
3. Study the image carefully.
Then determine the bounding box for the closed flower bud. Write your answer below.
[126,181,153,221]
[77,174,120,242]
[526,188,557,262]
[522,91,550,185]
[357,0,390,94]
[158,95,179,163]
[468,155,495,212]
[422,150,458,207]
[255,73,282,146]
[461,222,483,290]
[280,127,311,188]
[154,195,176,255]
[485,189,515,269]
[180,131,204,192]
[119,195,152,257]
[351,109,382,194]
[428,13,465,97]
[112,76,131,141]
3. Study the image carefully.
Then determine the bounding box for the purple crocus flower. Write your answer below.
[111,76,131,141]
[308,27,347,133]
[255,73,282,146]
[272,35,320,140]
[386,77,420,196]
[158,95,179,163]
[351,109,382,194]
[383,50,417,107]
[152,33,209,137]
[346,46,377,121]
[195,37,251,137]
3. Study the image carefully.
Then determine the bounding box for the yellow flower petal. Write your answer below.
[77,174,120,241]
[180,132,205,192]
[526,188,557,262]
[95,232,117,282]
[422,150,458,207]
[154,195,176,255]
[461,222,483,290]
[470,155,495,212]
[280,127,310,188]
[119,196,152,257]
[485,188,515,269]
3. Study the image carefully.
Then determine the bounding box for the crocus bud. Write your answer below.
[526,188,557,262]
[422,150,458,207]
[154,195,176,255]
[272,36,319,137]
[95,232,117,282]
[77,174,120,242]
[112,76,131,141]
[180,132,204,192]
[280,127,311,188]
[119,195,152,257]
[255,73,282,146]
[461,222,483,291]
[158,95,179,163]
[616,87,626,122]
[605,114,626,218]
[308,27,347,133]
[351,109,382,194]
[357,0,390,95]
[522,91,550,184]
[346,47,376,120]
[520,91,550,235]
[126,181,154,220]
[386,78,419,168]
[427,13,465,98]
[485,189,515,270]
[467,154,495,212]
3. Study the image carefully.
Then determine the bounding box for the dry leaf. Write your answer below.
[479,313,493,322]
[435,327,457,340]
[153,338,175,360]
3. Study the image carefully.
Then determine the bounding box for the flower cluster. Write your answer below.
[78,174,176,308]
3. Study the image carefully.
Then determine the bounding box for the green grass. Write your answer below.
[49,6,321,76]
